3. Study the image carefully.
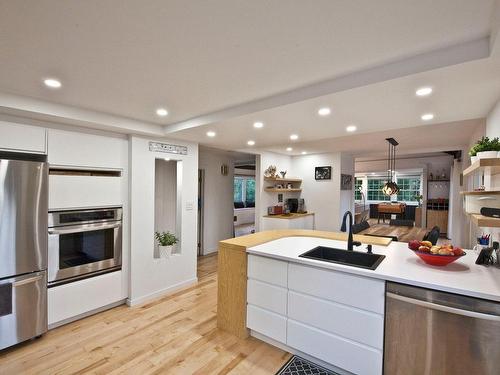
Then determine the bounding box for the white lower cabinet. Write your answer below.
[247,304,287,343]
[287,319,383,375]
[247,254,385,375]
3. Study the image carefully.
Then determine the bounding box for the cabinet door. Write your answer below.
[248,255,287,287]
[247,304,287,344]
[0,121,46,154]
[288,263,385,314]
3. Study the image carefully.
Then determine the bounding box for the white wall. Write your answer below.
[293,152,353,231]
[129,136,198,305]
[198,149,235,254]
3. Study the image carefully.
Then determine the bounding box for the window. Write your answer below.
[396,176,421,202]
[354,178,363,200]
[366,178,390,201]
[234,176,255,205]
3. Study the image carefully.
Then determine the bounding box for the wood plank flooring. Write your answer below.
[0,254,290,375]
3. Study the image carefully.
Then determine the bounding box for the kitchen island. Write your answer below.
[218,231,500,375]
[217,230,392,339]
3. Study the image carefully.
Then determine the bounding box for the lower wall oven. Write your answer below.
[48,207,122,287]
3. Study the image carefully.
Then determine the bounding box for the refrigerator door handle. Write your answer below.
[386,292,500,322]
[11,274,45,288]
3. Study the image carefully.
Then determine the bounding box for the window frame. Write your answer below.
[234,175,256,205]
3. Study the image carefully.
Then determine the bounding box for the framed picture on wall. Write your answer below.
[315,166,331,180]
[341,174,353,190]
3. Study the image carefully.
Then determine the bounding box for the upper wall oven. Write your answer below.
[48,207,122,286]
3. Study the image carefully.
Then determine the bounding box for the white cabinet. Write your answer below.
[248,254,287,287]
[247,254,385,375]
[0,121,46,154]
[247,255,288,343]
[248,279,287,315]
[288,291,384,349]
[288,262,385,314]
[287,320,383,375]
[48,129,127,169]
[49,175,123,209]
[48,270,124,326]
[262,214,314,230]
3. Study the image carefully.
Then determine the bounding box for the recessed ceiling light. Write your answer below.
[301,151,307,155]
[253,121,264,128]
[290,134,299,140]
[286,147,293,152]
[421,113,434,121]
[247,140,255,146]
[43,78,61,88]
[318,107,331,116]
[416,87,433,97]
[164,158,170,161]
[156,108,168,117]
[206,131,216,137]
[346,125,357,132]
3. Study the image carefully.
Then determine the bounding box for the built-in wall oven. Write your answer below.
[48,207,122,286]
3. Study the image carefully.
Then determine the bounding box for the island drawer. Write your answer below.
[288,263,385,314]
[248,255,287,287]
[287,319,382,375]
[247,279,287,315]
[288,291,383,349]
[247,304,286,343]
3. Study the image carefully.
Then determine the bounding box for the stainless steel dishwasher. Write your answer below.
[385,282,500,375]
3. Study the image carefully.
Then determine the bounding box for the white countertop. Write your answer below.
[248,237,500,302]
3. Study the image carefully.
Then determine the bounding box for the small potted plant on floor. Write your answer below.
[469,136,500,163]
[155,231,178,258]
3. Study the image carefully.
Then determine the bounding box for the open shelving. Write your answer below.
[460,190,500,195]
[462,158,500,177]
[470,214,500,228]
[264,188,302,193]
[264,177,302,183]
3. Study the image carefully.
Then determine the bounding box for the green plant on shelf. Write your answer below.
[469,136,500,156]
[154,231,178,246]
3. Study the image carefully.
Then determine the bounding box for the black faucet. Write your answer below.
[341,211,361,251]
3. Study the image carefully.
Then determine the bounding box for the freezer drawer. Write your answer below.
[385,282,500,375]
[0,271,47,350]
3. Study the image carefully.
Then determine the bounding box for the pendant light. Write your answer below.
[382,138,400,196]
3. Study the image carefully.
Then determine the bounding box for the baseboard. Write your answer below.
[126,277,198,306]
[250,330,351,375]
[48,299,126,329]
[202,248,218,255]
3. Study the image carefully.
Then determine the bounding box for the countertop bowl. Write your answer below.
[411,249,466,266]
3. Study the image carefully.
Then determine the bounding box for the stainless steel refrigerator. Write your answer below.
[0,152,48,350]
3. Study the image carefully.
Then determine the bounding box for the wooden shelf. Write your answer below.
[264,177,302,183]
[460,190,500,195]
[471,214,500,228]
[463,158,500,177]
[264,188,302,193]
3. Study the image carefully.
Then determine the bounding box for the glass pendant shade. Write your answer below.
[382,181,399,196]
[383,138,399,196]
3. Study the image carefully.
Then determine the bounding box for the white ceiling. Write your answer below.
[0,0,496,126]
[173,57,500,153]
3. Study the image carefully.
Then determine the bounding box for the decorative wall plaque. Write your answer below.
[149,141,188,155]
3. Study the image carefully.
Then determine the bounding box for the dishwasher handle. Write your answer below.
[386,292,500,322]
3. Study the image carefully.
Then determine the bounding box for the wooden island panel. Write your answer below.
[217,229,392,338]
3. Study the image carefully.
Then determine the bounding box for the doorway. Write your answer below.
[197,169,204,256]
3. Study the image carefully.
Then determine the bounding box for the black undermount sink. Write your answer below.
[299,246,385,270]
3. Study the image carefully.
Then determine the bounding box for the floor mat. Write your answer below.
[276,356,339,375]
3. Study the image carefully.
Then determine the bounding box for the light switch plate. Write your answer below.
[186,201,194,211]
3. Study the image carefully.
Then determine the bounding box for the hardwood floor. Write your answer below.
[0,254,290,375]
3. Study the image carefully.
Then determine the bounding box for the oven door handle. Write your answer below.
[48,222,121,235]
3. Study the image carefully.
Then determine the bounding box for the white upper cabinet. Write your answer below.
[0,121,47,154]
[47,129,127,169]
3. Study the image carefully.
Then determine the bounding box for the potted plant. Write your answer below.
[154,231,178,258]
[469,136,500,163]
[413,194,423,207]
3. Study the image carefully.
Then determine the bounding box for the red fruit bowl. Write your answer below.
[411,249,466,267]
